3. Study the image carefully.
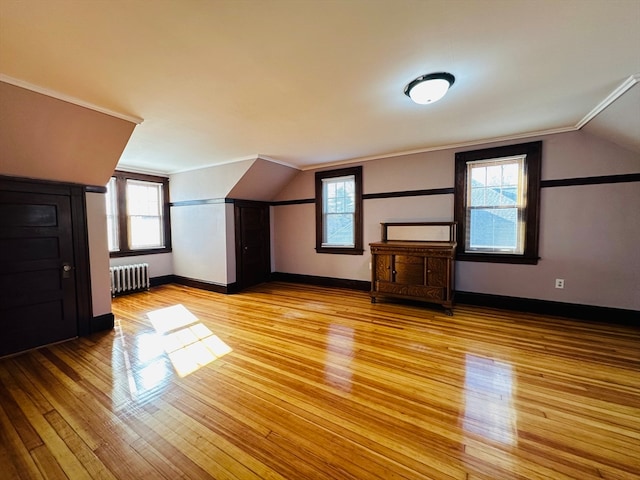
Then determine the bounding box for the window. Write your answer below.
[454,142,541,264]
[315,166,363,255]
[105,171,171,257]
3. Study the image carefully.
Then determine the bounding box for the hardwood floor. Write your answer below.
[1,282,639,479]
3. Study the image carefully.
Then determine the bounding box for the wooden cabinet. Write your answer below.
[369,223,456,315]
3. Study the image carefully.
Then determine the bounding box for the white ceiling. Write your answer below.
[1,0,639,174]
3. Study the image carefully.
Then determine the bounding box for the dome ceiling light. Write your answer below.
[404,72,455,105]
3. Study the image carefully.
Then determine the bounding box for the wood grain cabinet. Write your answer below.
[369,223,456,315]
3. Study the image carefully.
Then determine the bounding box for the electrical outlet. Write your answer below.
[555,278,565,289]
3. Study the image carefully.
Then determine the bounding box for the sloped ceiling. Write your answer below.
[0,82,137,186]
[0,0,639,177]
[582,83,640,155]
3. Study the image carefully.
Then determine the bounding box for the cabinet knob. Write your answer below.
[392,270,397,274]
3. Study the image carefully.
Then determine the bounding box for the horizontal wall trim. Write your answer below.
[170,198,234,207]
[363,187,454,200]
[455,291,639,326]
[271,198,316,206]
[271,172,639,207]
[540,172,640,188]
[84,185,107,194]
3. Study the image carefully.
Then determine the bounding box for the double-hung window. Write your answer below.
[315,166,363,255]
[454,142,541,264]
[105,171,171,257]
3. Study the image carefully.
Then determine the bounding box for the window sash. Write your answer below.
[322,175,356,247]
[465,156,526,254]
[126,180,165,249]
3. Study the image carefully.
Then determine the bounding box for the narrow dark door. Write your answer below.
[0,190,78,356]
[235,201,270,289]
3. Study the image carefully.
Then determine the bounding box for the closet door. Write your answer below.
[0,190,78,356]
[235,201,271,289]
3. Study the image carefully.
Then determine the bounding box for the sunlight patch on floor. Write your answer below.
[146,304,232,377]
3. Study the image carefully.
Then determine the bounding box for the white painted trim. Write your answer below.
[255,155,300,170]
[0,74,144,125]
[575,74,640,129]
[168,154,300,175]
[300,126,577,171]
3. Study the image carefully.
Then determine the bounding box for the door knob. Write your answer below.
[62,262,73,278]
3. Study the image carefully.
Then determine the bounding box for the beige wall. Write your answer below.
[272,130,640,310]
[0,82,136,186]
[169,161,254,285]
[86,192,112,317]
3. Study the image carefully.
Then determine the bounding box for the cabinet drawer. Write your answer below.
[377,281,444,301]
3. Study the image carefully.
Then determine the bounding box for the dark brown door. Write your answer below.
[0,190,78,356]
[235,201,270,289]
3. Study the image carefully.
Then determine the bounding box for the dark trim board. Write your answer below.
[150,275,176,287]
[90,313,115,333]
[541,172,640,188]
[268,274,638,325]
[270,272,370,292]
[173,275,239,294]
[456,291,639,326]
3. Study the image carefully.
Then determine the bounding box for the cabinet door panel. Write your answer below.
[427,257,447,287]
[394,256,424,285]
[375,255,392,282]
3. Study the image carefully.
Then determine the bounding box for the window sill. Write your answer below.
[456,252,540,265]
[110,247,172,258]
[315,247,364,255]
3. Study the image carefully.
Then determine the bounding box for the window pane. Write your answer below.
[324,213,354,246]
[105,177,119,252]
[322,175,355,246]
[469,208,519,251]
[466,156,525,254]
[127,180,164,249]
[129,216,163,248]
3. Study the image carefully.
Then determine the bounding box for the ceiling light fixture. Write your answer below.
[404,72,455,105]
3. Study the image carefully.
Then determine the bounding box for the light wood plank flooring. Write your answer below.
[1,282,639,479]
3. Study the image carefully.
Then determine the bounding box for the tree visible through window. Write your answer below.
[315,166,363,255]
[454,142,541,264]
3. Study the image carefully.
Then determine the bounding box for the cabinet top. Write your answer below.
[370,240,457,249]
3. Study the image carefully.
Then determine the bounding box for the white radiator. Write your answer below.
[110,263,150,296]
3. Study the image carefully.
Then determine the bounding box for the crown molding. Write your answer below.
[169,154,300,175]
[0,74,144,125]
[575,73,640,129]
[300,126,576,171]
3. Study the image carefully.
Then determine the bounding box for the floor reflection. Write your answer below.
[111,304,233,408]
[146,304,232,377]
[112,319,171,407]
[462,354,517,445]
[324,324,354,392]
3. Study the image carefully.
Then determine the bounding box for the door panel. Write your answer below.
[235,202,270,289]
[0,191,78,356]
